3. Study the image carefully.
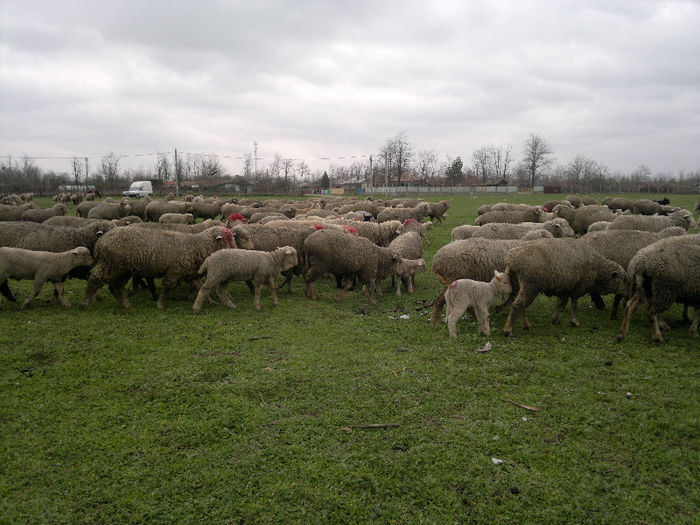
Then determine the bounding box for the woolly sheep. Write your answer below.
[474,207,544,226]
[388,231,423,295]
[581,196,598,205]
[617,234,700,342]
[0,203,39,221]
[144,200,191,222]
[450,225,482,241]
[502,238,626,336]
[445,270,512,338]
[470,218,575,240]
[580,227,687,319]
[607,209,695,232]
[404,218,433,245]
[159,212,195,224]
[376,203,429,224]
[335,220,404,247]
[586,221,611,232]
[394,258,426,296]
[633,199,665,215]
[303,229,402,304]
[76,201,101,218]
[20,203,66,223]
[566,195,583,208]
[0,247,93,309]
[190,200,223,221]
[426,200,449,224]
[87,200,131,220]
[82,226,236,309]
[126,194,152,219]
[520,230,553,240]
[430,238,522,325]
[553,204,617,235]
[193,246,298,312]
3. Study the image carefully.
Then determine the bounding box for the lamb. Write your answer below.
[469,218,575,240]
[303,228,402,304]
[430,238,523,325]
[0,247,93,309]
[394,258,426,296]
[192,246,298,313]
[376,203,429,224]
[444,270,513,338]
[426,200,449,224]
[388,231,424,295]
[20,203,67,223]
[87,200,131,220]
[159,212,195,224]
[502,238,626,336]
[607,209,695,232]
[403,218,433,245]
[474,207,544,226]
[617,234,700,342]
[82,226,236,309]
[0,203,39,221]
[553,204,617,235]
[602,197,635,212]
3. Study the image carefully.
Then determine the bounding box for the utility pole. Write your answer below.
[369,155,373,188]
[174,148,180,197]
[253,141,258,179]
[385,153,389,196]
[84,157,88,192]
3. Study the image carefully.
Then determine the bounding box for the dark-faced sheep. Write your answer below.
[193,246,298,312]
[617,234,700,342]
[82,226,236,309]
[502,238,626,336]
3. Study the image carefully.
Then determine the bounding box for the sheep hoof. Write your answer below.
[502,329,513,337]
[570,320,580,327]
[551,317,560,325]
[616,333,625,343]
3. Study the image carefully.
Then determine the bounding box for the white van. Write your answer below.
[123,181,153,198]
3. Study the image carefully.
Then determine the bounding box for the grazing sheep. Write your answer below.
[339,220,404,247]
[388,231,424,295]
[474,207,544,226]
[1,221,115,254]
[159,212,195,224]
[445,270,513,338]
[542,200,572,212]
[430,238,522,325]
[0,221,44,246]
[502,238,626,336]
[633,199,665,215]
[0,247,93,309]
[521,230,553,240]
[553,204,617,235]
[617,234,700,342]
[126,194,152,219]
[477,204,494,216]
[566,195,583,208]
[0,203,39,221]
[193,246,298,312]
[376,203,429,224]
[581,196,598,206]
[70,193,83,205]
[607,209,696,232]
[586,221,611,233]
[470,218,575,240]
[249,211,286,223]
[76,201,101,218]
[82,226,236,309]
[190,200,223,221]
[426,200,450,224]
[87,200,131,220]
[450,225,482,241]
[303,229,402,304]
[20,203,67,223]
[144,200,191,222]
[403,218,433,245]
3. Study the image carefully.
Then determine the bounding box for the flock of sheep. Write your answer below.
[1,191,699,344]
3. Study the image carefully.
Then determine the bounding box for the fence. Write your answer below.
[363,185,519,195]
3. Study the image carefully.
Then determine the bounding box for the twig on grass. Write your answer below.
[249,335,271,341]
[506,399,541,412]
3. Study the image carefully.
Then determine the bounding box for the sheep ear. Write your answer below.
[216,235,223,240]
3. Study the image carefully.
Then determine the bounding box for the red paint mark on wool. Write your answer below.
[404,218,415,225]
[227,213,246,223]
[219,227,235,248]
[448,281,459,290]
[314,225,325,230]
[344,226,358,234]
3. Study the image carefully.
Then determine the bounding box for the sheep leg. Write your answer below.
[689,308,698,338]
[21,279,46,309]
[617,291,641,342]
[395,273,402,297]
[53,281,70,307]
[252,282,263,311]
[335,278,353,302]
[476,304,490,337]
[192,283,213,314]
[570,297,580,327]
[552,297,568,324]
[215,282,236,309]
[268,277,279,307]
[430,288,447,325]
[405,275,414,294]
[0,280,16,302]
[304,266,321,300]
[82,270,107,307]
[590,292,606,310]
[650,313,664,343]
[503,283,537,337]
[610,294,623,320]
[657,316,671,331]
[157,275,178,309]
[245,280,255,294]
[445,301,465,339]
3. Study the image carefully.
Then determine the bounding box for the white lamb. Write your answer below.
[444,270,512,338]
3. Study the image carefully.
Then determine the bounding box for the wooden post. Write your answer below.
[174,148,180,197]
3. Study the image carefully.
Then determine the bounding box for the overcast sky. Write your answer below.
[1,0,699,176]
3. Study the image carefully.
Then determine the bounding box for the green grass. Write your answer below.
[1,193,698,523]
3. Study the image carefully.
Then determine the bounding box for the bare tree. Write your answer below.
[156,153,171,183]
[522,133,553,188]
[489,145,512,182]
[416,149,439,182]
[100,152,120,189]
[472,146,491,184]
[242,154,253,179]
[381,131,413,183]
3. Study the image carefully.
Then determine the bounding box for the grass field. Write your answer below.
[1,193,698,523]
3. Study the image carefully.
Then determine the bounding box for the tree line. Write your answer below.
[1,133,699,195]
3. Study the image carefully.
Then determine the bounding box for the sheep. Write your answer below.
[403,218,433,245]
[192,246,298,313]
[470,218,575,240]
[580,227,687,319]
[70,193,83,205]
[303,229,402,304]
[586,221,611,232]
[474,207,544,226]
[600,196,634,211]
[617,234,700,342]
[87,200,131,220]
[0,221,44,246]
[159,212,195,224]
[0,203,39,221]
[553,204,617,235]
[451,225,482,241]
[581,196,598,206]
[394,258,426,296]
[389,198,426,208]
[81,226,236,309]
[426,200,449,224]
[542,200,572,212]
[0,247,93,309]
[566,195,583,208]
[76,201,101,218]
[376,203,429,224]
[1,221,115,254]
[126,194,152,219]
[607,209,695,232]
[336,200,382,218]
[144,200,191,222]
[388,231,424,295]
[633,199,665,215]
[502,238,626,336]
[249,211,286,223]
[20,203,67,223]
[521,230,553,240]
[430,238,523,325]
[190,200,223,221]
[334,220,404,247]
[444,270,513,338]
